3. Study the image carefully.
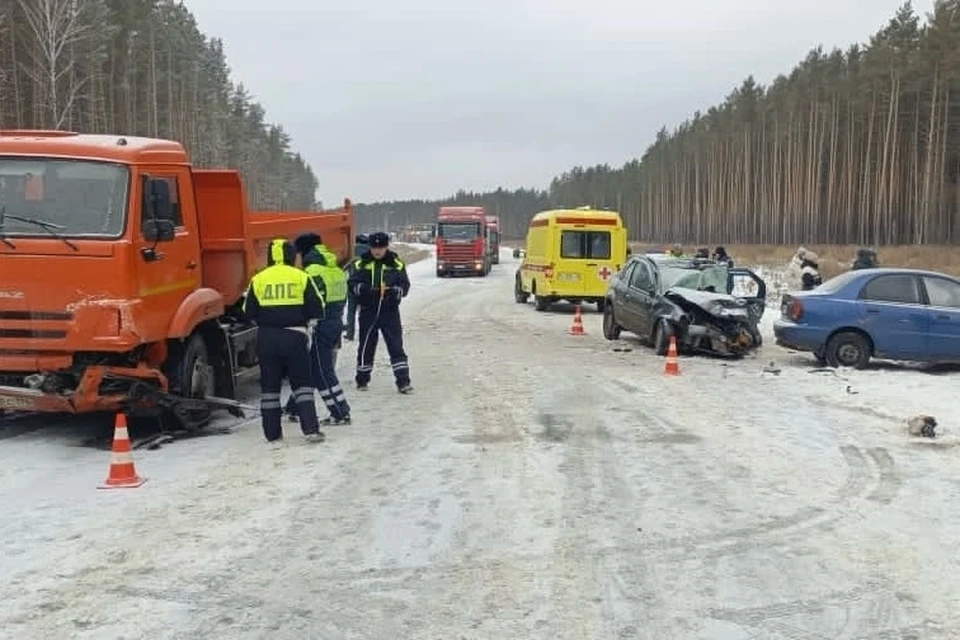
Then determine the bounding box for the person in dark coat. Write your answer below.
[713,246,734,267]
[343,234,370,341]
[852,247,878,270]
[347,232,412,393]
[695,247,710,259]
[800,251,823,291]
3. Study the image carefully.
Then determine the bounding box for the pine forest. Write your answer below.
[0,0,318,210]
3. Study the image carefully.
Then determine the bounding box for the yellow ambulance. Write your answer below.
[514,207,629,312]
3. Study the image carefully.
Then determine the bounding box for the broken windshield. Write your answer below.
[661,265,729,293]
[0,158,128,238]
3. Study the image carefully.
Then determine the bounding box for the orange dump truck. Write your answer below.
[0,130,353,428]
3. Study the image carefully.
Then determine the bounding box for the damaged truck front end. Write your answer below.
[0,273,170,415]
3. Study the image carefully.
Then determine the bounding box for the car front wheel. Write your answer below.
[652,319,672,356]
[602,303,621,340]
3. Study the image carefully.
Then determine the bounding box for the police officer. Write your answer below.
[347,231,412,393]
[292,232,352,424]
[343,233,369,341]
[243,238,326,444]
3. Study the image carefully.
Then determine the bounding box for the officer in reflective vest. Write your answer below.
[292,232,352,424]
[243,238,326,444]
[347,231,412,393]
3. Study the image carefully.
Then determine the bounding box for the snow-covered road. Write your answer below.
[1,249,959,639]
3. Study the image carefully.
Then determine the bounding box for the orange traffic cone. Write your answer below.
[663,335,680,376]
[569,304,586,335]
[98,413,147,489]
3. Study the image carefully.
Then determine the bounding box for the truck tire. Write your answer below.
[163,333,215,431]
[534,295,551,312]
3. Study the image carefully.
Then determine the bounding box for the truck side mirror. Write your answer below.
[143,218,175,242]
[143,177,174,220]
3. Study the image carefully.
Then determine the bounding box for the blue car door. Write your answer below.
[856,273,929,360]
[920,275,960,360]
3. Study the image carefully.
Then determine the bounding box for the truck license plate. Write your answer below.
[558,272,580,282]
[0,395,34,410]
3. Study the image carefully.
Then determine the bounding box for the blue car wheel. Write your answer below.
[825,331,871,369]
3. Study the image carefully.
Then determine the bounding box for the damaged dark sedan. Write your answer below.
[602,254,767,357]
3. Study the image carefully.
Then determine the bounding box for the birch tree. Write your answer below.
[16,0,93,128]
[0,0,320,209]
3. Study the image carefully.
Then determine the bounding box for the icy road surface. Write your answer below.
[1,248,959,639]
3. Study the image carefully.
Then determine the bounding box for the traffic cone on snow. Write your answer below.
[98,413,146,489]
[663,335,680,376]
[569,304,586,335]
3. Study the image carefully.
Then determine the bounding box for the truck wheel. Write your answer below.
[514,275,529,303]
[534,295,551,312]
[163,333,215,431]
[596,299,605,313]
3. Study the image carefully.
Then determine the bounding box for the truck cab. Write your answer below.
[435,206,490,277]
[0,130,352,426]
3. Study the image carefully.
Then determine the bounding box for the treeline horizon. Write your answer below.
[0,0,319,210]
[357,1,960,246]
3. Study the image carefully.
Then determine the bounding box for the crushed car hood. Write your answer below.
[664,287,752,318]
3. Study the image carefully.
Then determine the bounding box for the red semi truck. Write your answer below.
[435,206,490,277]
[485,214,500,265]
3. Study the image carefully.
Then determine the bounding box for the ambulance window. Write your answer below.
[560,231,611,259]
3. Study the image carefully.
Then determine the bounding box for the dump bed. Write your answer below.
[193,170,353,305]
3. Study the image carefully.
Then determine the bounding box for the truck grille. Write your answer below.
[440,244,478,261]
[0,310,72,340]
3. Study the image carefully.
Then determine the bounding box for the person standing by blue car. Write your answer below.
[343,233,370,342]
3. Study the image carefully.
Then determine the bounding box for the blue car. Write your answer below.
[773,268,960,368]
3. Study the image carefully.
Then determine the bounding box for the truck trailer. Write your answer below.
[435,206,489,277]
[0,130,353,429]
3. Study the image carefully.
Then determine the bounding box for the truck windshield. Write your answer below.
[0,158,128,238]
[560,230,610,259]
[438,222,480,239]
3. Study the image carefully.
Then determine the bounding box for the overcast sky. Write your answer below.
[183,0,934,205]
